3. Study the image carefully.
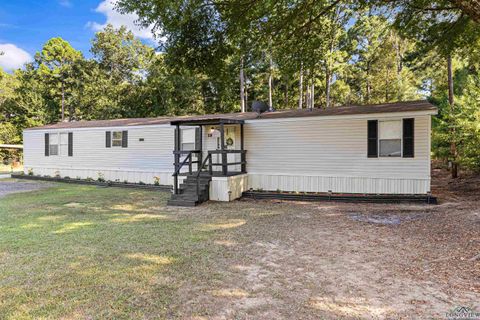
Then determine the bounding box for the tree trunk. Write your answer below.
[385,68,390,102]
[61,80,65,121]
[268,55,273,111]
[311,82,315,109]
[448,55,458,179]
[305,70,310,109]
[366,62,371,104]
[245,79,248,108]
[394,34,403,100]
[325,21,335,109]
[240,55,246,112]
[298,62,303,109]
[284,76,289,108]
[325,69,331,108]
[305,80,310,109]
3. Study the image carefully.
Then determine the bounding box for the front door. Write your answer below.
[224,126,239,172]
[204,125,239,173]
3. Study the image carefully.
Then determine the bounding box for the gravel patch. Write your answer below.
[0,180,53,198]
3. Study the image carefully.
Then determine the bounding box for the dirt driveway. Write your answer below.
[170,168,480,319]
[0,179,52,198]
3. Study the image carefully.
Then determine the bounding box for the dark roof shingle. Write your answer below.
[26,100,436,130]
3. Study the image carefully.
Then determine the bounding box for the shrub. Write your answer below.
[97,172,105,182]
[153,176,160,186]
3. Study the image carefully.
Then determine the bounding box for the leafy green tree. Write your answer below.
[88,25,156,118]
[347,14,420,104]
[91,24,154,84]
[35,37,83,122]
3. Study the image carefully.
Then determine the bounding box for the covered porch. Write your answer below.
[170,117,247,197]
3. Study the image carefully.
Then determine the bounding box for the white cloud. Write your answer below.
[59,0,72,8]
[87,0,156,40]
[0,44,33,71]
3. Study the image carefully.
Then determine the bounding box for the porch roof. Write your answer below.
[170,112,258,126]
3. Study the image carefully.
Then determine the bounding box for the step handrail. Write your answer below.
[173,152,192,176]
[195,153,212,195]
[172,152,193,194]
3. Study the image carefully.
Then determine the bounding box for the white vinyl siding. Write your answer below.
[244,114,432,194]
[24,125,175,184]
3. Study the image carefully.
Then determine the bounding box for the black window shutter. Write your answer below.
[367,120,378,158]
[106,131,111,148]
[45,133,49,156]
[122,131,128,148]
[195,127,201,151]
[403,118,414,158]
[68,132,73,157]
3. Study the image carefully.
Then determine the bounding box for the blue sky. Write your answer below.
[0,0,156,71]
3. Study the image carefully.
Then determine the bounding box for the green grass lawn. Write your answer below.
[0,184,216,319]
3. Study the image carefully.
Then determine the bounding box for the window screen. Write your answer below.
[379,140,402,157]
[379,120,401,157]
[112,131,123,147]
[182,143,195,150]
[49,133,59,156]
[181,129,196,150]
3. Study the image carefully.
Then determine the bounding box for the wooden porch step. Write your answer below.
[168,174,212,207]
[166,199,198,207]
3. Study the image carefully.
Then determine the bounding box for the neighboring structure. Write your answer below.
[0,144,24,169]
[23,100,437,206]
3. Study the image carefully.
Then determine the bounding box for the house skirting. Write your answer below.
[210,174,249,201]
[210,173,430,201]
[247,173,430,195]
[23,167,431,201]
[242,190,437,204]
[24,166,174,186]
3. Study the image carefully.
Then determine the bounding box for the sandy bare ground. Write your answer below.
[170,168,480,319]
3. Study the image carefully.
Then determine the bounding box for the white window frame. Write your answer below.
[48,132,70,156]
[111,131,123,147]
[181,128,196,151]
[378,120,402,158]
[59,133,68,156]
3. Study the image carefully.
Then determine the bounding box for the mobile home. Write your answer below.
[23,100,437,206]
